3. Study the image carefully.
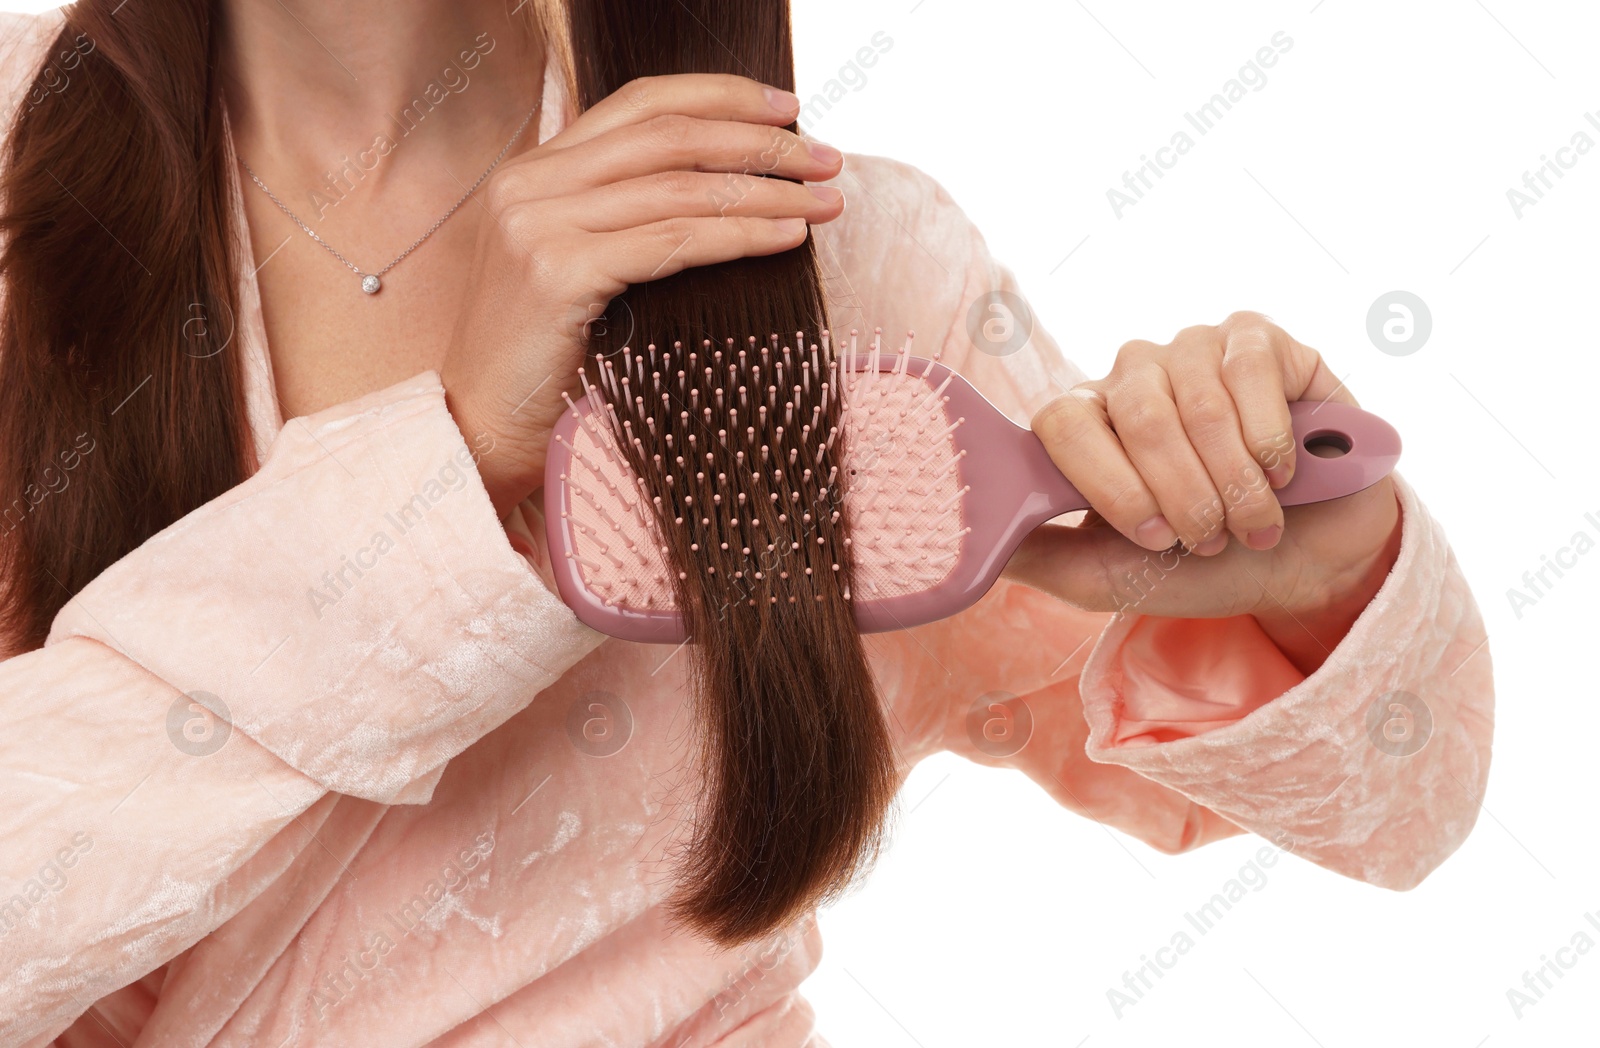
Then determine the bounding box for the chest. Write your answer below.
[242,188,488,421]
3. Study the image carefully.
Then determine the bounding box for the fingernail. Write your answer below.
[764,86,800,113]
[1266,464,1292,488]
[808,184,844,204]
[807,139,842,165]
[1135,515,1178,550]
[1194,531,1228,556]
[776,217,808,236]
[1246,524,1282,550]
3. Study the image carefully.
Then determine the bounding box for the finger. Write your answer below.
[1104,367,1230,555]
[1001,518,1139,613]
[590,114,838,187]
[509,115,841,200]
[1218,323,1296,490]
[1168,357,1284,551]
[586,214,812,288]
[1001,520,1260,618]
[557,170,845,232]
[1030,387,1178,552]
[1216,312,1356,409]
[546,73,803,150]
[1218,312,1356,409]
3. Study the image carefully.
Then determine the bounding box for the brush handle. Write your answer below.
[842,350,1403,635]
[1020,398,1403,524]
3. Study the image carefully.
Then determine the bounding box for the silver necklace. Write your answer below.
[239,101,539,295]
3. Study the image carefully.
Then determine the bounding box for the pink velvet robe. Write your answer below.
[0,10,1494,1046]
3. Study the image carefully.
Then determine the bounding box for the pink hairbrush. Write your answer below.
[545,331,1401,643]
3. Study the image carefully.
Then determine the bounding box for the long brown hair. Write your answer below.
[564,0,898,945]
[0,0,250,654]
[0,0,898,947]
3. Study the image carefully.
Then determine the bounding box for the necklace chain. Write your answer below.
[239,100,539,294]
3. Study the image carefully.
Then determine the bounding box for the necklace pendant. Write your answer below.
[360,274,381,295]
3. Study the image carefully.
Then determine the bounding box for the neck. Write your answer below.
[220,0,545,217]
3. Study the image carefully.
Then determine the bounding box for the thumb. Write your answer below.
[1000,519,1160,615]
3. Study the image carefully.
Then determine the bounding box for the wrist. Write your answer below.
[443,385,539,521]
[1253,489,1404,675]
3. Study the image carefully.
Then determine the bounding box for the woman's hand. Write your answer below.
[1001,312,1402,673]
[440,74,846,518]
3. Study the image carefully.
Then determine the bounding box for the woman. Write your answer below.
[0,0,1492,1045]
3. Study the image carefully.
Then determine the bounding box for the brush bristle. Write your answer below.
[836,331,971,602]
[555,329,970,615]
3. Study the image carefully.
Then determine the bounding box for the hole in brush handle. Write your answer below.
[1303,430,1354,458]
[1275,400,1402,508]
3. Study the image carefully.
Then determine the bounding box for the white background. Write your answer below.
[792,1,1598,1046]
[4,0,1592,1044]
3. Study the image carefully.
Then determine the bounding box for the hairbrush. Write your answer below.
[544,330,1401,643]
